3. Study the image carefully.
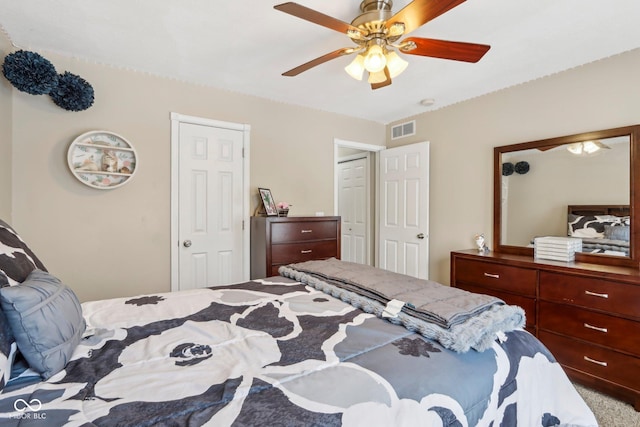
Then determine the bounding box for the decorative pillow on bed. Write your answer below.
[568,214,624,239]
[0,219,48,287]
[604,224,631,241]
[0,269,85,379]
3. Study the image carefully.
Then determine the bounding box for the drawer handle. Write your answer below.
[301,230,313,233]
[583,356,608,367]
[584,323,608,333]
[301,250,312,254]
[484,273,500,279]
[585,290,608,299]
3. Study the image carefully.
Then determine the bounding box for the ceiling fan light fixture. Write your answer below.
[344,54,366,80]
[363,44,387,73]
[385,51,408,78]
[367,69,388,84]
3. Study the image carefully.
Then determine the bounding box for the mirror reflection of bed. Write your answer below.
[566,204,630,256]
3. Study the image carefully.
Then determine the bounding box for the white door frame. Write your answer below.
[334,138,386,266]
[170,112,251,291]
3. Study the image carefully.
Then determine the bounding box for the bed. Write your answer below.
[567,204,630,256]
[0,219,597,426]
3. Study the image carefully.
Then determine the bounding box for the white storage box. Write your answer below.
[534,236,582,262]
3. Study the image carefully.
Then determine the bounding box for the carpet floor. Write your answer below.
[573,383,640,426]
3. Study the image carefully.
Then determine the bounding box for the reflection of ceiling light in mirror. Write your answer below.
[567,140,611,156]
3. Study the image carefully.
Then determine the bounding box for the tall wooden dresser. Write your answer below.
[250,216,341,279]
[451,249,640,410]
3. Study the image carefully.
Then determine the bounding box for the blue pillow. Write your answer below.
[0,269,85,379]
[604,224,630,241]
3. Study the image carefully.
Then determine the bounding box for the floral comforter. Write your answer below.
[0,276,596,426]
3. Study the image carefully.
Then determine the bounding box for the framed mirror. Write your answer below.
[493,124,640,267]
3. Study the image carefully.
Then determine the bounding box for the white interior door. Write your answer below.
[171,114,250,291]
[378,142,430,279]
[338,157,368,264]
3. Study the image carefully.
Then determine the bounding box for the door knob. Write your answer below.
[183,240,192,248]
[417,233,425,239]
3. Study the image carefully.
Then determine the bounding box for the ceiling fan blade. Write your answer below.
[274,2,367,37]
[282,48,353,77]
[386,0,467,35]
[400,37,490,63]
[371,67,392,90]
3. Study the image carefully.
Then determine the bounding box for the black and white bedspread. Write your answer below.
[0,277,596,426]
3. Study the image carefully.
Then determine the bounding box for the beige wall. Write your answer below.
[0,33,12,221]
[387,48,640,285]
[5,39,639,299]
[8,51,384,302]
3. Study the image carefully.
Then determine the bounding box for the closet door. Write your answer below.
[338,157,368,264]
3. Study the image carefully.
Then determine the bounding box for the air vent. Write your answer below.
[391,120,415,140]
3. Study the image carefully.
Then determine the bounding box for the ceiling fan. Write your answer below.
[274,0,491,89]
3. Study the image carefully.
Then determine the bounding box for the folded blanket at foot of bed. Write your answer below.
[279,258,525,353]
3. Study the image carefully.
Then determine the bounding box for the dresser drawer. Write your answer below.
[271,220,338,243]
[539,301,640,357]
[539,331,640,391]
[271,240,338,264]
[540,271,640,319]
[455,258,537,296]
[456,283,536,328]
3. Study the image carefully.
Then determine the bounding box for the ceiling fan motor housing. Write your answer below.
[351,0,394,42]
[360,0,393,13]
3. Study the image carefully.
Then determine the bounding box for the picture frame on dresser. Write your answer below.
[258,188,278,216]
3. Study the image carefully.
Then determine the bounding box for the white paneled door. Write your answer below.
[378,142,430,279]
[338,157,368,264]
[175,119,247,291]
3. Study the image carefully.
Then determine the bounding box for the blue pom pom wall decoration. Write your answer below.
[49,71,95,111]
[515,161,530,175]
[2,51,95,112]
[2,50,58,95]
[502,162,514,176]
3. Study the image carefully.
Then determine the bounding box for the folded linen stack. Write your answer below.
[534,236,583,262]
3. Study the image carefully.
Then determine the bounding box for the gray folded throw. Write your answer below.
[279,258,525,352]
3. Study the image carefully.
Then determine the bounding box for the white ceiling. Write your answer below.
[1,0,639,124]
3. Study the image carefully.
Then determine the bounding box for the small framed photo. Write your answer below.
[259,188,278,216]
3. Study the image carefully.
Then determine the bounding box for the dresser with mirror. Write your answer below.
[451,124,640,410]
